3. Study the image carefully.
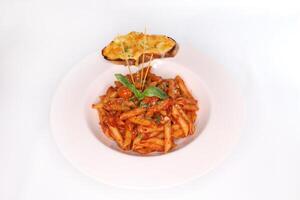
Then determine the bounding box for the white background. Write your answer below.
[1,0,300,199]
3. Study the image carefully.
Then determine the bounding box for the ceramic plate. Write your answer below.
[50,45,244,189]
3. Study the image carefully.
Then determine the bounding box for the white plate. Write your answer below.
[50,45,244,189]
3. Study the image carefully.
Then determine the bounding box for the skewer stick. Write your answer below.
[140,27,147,85]
[120,40,135,84]
[129,33,140,84]
[125,59,134,84]
[142,53,153,90]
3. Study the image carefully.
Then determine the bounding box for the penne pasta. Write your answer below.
[136,138,164,152]
[108,91,118,98]
[177,117,189,136]
[147,131,163,138]
[175,75,193,99]
[132,133,143,149]
[133,147,154,154]
[172,124,181,131]
[93,70,199,155]
[128,117,153,126]
[122,129,132,150]
[101,125,114,141]
[156,132,165,139]
[120,107,146,120]
[164,119,172,152]
[175,97,197,105]
[92,102,103,109]
[189,112,197,123]
[172,106,189,136]
[172,129,185,139]
[108,125,123,147]
[104,104,130,111]
[140,138,164,146]
[167,79,176,98]
[137,125,164,133]
[148,81,160,87]
[146,99,172,117]
[106,86,116,96]
[176,104,193,134]
[182,104,199,111]
[135,144,164,152]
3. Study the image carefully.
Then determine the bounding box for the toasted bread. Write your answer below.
[102,32,178,65]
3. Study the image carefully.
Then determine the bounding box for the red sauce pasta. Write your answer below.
[92,67,199,155]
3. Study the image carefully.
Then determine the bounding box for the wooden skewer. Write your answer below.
[120,40,135,84]
[140,27,147,85]
[129,33,140,67]
[142,53,153,90]
[125,59,134,84]
[129,33,140,85]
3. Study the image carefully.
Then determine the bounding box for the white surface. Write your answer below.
[50,47,243,188]
[1,0,300,199]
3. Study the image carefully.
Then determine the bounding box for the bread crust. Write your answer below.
[101,37,179,65]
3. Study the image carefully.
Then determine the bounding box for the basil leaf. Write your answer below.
[114,74,169,101]
[115,74,144,100]
[143,86,168,100]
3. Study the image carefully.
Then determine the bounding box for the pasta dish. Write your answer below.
[92,68,199,154]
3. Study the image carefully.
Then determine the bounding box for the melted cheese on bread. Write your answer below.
[102,32,176,62]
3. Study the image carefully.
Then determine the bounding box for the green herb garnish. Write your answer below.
[143,86,168,100]
[115,74,144,100]
[115,74,168,101]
